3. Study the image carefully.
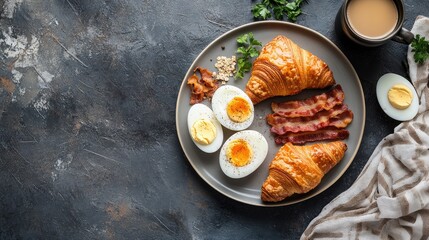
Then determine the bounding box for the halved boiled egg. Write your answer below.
[187,103,223,153]
[219,130,268,179]
[211,85,254,131]
[376,73,419,121]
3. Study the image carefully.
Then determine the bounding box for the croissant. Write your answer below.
[261,141,347,202]
[245,35,335,104]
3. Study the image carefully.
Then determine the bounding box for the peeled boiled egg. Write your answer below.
[211,85,254,131]
[187,103,223,153]
[219,130,268,179]
[376,73,419,121]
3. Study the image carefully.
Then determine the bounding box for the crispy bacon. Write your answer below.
[274,128,350,145]
[267,104,354,135]
[187,67,219,105]
[265,84,353,144]
[271,85,345,117]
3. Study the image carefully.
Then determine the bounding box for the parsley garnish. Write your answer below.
[252,3,272,20]
[252,0,305,22]
[411,34,429,65]
[234,33,262,79]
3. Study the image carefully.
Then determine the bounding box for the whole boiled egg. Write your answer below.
[211,85,254,131]
[187,103,223,153]
[376,73,419,121]
[219,130,268,179]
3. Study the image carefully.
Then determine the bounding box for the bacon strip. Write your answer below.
[266,84,353,144]
[274,128,350,145]
[271,85,345,117]
[187,67,219,105]
[267,105,354,135]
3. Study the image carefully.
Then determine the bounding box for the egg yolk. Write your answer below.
[191,119,216,145]
[388,84,413,110]
[226,139,253,167]
[226,96,252,123]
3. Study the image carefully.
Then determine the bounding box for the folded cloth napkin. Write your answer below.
[301,16,429,240]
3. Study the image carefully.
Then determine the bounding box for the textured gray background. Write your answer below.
[0,0,427,239]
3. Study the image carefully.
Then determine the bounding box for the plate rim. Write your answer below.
[175,20,366,207]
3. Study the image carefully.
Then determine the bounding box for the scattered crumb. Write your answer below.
[212,55,236,84]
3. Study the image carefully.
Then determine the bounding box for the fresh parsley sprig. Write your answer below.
[234,33,262,79]
[411,34,429,65]
[252,0,305,22]
[252,3,271,20]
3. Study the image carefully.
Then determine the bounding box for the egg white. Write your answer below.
[187,103,224,153]
[219,130,268,179]
[376,73,419,121]
[211,85,254,131]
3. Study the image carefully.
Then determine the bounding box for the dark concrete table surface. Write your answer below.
[1,1,427,239]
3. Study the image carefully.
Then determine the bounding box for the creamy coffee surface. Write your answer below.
[347,0,398,39]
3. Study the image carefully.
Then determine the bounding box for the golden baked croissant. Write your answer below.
[246,35,335,104]
[261,141,347,202]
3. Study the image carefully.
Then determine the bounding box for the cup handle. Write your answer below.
[391,27,414,44]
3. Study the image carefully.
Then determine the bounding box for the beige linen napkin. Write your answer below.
[301,16,429,240]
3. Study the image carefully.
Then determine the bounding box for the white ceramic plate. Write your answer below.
[176,21,365,207]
